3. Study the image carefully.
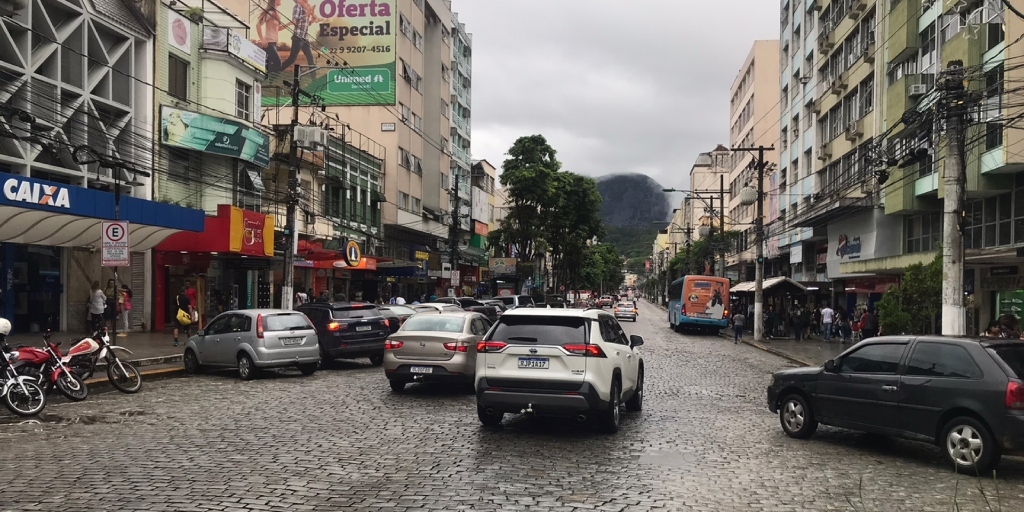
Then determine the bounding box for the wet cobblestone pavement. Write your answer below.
[1,301,1023,511]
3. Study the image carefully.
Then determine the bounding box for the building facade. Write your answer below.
[0,0,204,333]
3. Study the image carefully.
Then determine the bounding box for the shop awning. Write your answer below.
[731,277,807,293]
[155,204,274,256]
[0,172,204,251]
[295,256,378,270]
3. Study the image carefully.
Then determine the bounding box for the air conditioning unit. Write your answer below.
[845,120,863,141]
[293,125,328,151]
[908,84,929,97]
[817,142,831,161]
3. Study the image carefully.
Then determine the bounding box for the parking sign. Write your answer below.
[101,221,130,267]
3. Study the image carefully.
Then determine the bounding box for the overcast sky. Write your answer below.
[453,0,777,191]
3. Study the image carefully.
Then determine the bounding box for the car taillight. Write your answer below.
[327,321,348,332]
[384,339,403,350]
[476,341,508,353]
[381,319,390,328]
[1006,381,1024,410]
[256,314,264,338]
[443,341,470,352]
[562,343,606,357]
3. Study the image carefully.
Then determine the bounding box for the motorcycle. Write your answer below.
[0,319,46,416]
[62,328,141,394]
[13,332,88,402]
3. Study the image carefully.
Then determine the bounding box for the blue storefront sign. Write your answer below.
[0,172,205,231]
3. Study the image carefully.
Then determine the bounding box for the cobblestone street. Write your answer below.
[1,301,1023,511]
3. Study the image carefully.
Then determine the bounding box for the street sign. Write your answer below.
[450,270,461,282]
[101,221,130,267]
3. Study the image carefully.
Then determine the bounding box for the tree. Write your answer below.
[489,135,562,268]
[580,244,624,293]
[667,231,739,279]
[546,173,603,293]
[875,252,941,335]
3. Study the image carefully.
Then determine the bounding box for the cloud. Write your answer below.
[453,0,778,190]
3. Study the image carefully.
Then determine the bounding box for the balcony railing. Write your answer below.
[452,145,471,164]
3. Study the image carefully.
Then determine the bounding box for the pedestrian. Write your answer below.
[821,304,835,342]
[836,307,848,343]
[732,310,746,344]
[173,286,192,346]
[799,305,811,340]
[104,278,117,330]
[860,307,878,340]
[429,293,437,302]
[315,290,330,303]
[184,279,198,324]
[88,281,106,333]
[746,303,755,332]
[295,289,308,306]
[118,285,132,337]
[395,295,406,305]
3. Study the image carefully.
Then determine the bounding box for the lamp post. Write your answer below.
[735,145,775,343]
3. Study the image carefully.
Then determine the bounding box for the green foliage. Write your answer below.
[667,231,740,279]
[604,225,661,259]
[625,256,648,274]
[491,135,562,266]
[876,252,942,335]
[580,244,624,293]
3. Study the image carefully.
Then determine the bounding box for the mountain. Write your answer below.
[595,174,671,259]
[595,173,671,227]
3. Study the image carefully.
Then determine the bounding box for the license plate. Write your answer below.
[410,366,433,374]
[282,337,302,345]
[356,325,372,332]
[518,357,549,369]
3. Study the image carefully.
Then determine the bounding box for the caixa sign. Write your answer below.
[3,177,71,208]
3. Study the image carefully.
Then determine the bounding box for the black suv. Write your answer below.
[297,302,389,365]
[767,335,1024,474]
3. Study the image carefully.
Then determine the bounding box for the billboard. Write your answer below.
[159,106,271,167]
[222,0,397,106]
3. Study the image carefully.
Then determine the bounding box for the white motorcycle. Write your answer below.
[0,318,46,416]
[62,328,141,394]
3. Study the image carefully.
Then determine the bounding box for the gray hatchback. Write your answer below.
[182,309,320,380]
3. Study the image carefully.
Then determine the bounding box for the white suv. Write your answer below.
[474,308,645,433]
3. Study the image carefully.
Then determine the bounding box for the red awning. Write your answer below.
[296,239,342,261]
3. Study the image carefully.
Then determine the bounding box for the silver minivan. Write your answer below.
[182,309,320,380]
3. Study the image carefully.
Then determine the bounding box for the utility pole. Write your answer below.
[707,196,715,276]
[684,224,693,275]
[449,166,461,297]
[940,60,966,335]
[281,65,303,310]
[734,145,775,343]
[719,174,726,279]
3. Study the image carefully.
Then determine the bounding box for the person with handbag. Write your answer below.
[118,285,133,337]
[173,286,193,347]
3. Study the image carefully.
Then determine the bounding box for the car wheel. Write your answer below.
[182,349,202,374]
[779,394,818,439]
[942,416,998,474]
[389,378,406,393]
[237,353,257,381]
[369,353,384,366]
[477,404,503,427]
[298,363,317,376]
[598,380,622,434]
[625,367,643,412]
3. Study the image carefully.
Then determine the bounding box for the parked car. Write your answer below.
[296,302,389,366]
[410,303,464,314]
[767,336,1024,474]
[614,302,637,322]
[497,295,535,310]
[475,308,645,433]
[182,309,320,380]
[434,297,500,322]
[378,305,418,334]
[384,312,493,392]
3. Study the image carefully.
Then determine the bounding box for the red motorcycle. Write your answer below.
[13,332,88,402]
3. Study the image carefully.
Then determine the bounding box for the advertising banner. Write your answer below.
[168,9,192,55]
[159,106,271,167]
[221,0,397,106]
[202,27,267,73]
[489,258,516,276]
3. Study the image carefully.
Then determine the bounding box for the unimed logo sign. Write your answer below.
[2,178,71,208]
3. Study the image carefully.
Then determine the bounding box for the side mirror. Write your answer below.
[824,359,836,372]
[196,329,205,337]
[630,335,645,347]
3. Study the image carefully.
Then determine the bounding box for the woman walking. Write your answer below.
[174,287,193,346]
[118,285,133,337]
[88,281,106,332]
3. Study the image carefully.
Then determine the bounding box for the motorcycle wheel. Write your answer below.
[55,372,89,402]
[106,360,142,394]
[3,381,46,416]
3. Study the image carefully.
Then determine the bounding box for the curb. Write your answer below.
[96,354,183,369]
[740,339,814,367]
[83,366,186,390]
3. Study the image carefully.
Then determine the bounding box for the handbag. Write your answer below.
[191,310,199,323]
[176,309,192,326]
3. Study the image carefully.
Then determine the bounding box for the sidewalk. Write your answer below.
[645,299,846,367]
[5,329,184,367]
